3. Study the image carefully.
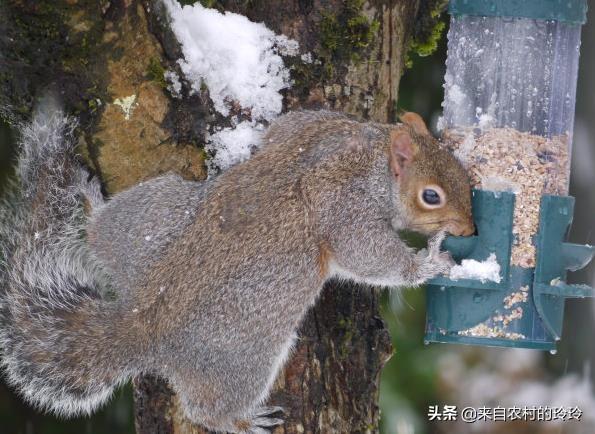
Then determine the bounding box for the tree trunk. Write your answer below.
[0,0,442,432]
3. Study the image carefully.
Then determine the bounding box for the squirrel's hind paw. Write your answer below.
[236,406,285,434]
[254,406,284,417]
[252,416,284,428]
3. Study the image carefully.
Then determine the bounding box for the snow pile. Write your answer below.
[449,253,501,283]
[206,121,265,172]
[163,0,299,174]
[163,0,297,121]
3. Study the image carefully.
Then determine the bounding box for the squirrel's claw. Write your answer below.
[253,416,284,427]
[240,406,285,434]
[254,406,285,416]
[428,230,446,252]
[426,230,456,275]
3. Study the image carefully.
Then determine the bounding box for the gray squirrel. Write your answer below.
[0,97,473,433]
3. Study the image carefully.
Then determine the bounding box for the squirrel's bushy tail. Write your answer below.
[0,97,128,416]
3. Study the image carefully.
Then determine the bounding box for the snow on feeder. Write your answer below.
[424,0,594,351]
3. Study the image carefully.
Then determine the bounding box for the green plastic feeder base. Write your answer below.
[424,190,594,351]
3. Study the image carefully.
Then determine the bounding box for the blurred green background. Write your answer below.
[1,6,594,434]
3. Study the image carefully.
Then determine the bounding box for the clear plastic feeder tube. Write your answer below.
[440,6,585,269]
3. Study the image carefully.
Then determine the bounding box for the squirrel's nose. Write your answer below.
[460,222,476,237]
[449,219,475,237]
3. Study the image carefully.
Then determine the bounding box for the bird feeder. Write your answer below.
[424,0,594,351]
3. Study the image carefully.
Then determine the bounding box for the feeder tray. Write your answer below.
[425,190,594,351]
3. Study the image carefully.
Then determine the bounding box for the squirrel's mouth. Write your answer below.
[444,219,475,237]
[406,218,475,237]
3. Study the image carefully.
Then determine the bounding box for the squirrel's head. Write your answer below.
[389,112,474,237]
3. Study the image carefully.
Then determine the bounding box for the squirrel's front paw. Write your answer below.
[426,231,455,276]
[236,406,285,434]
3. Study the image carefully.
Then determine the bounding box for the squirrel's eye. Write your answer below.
[422,189,441,205]
[418,185,446,210]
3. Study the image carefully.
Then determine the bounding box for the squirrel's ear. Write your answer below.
[399,111,431,137]
[390,129,416,177]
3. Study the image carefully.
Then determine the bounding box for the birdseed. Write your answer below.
[457,323,526,340]
[456,286,531,339]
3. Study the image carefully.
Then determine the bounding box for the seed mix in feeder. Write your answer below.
[457,285,530,340]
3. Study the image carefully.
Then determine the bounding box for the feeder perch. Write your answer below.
[424,0,593,351]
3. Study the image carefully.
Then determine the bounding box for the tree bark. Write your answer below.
[0,0,442,432]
